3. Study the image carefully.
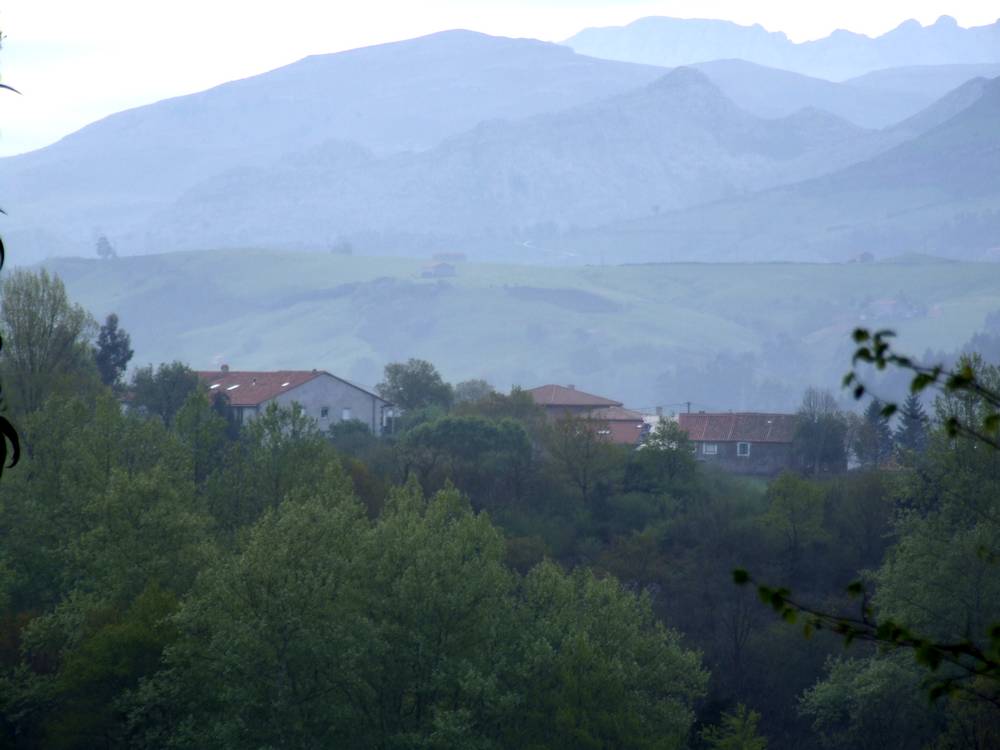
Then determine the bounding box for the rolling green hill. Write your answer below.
[45,250,1000,411]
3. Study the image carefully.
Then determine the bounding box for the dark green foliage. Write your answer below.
[376,357,454,411]
[701,703,768,750]
[852,398,893,468]
[453,377,495,403]
[894,393,928,453]
[128,361,201,425]
[399,414,533,507]
[792,388,847,475]
[93,313,133,388]
[0,268,99,416]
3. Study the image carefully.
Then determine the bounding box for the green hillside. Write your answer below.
[46,250,1000,410]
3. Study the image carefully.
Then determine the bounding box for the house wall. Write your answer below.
[240,374,387,432]
[692,440,792,476]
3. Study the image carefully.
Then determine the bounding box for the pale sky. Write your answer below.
[0,0,998,157]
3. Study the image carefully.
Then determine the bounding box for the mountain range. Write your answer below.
[565,15,1000,80]
[1,24,998,265]
[560,76,1000,263]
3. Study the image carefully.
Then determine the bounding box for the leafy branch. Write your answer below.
[733,328,1000,704]
[733,569,1000,704]
[0,31,21,475]
[844,327,1000,448]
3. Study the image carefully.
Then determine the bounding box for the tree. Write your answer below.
[544,414,623,506]
[129,361,201,425]
[93,312,133,388]
[625,418,698,495]
[793,388,847,475]
[701,704,768,750]
[173,389,230,485]
[852,398,893,468]
[799,655,939,750]
[399,414,533,506]
[95,234,117,260]
[0,268,98,415]
[894,393,928,454]
[376,358,453,411]
[453,377,494,404]
[735,331,1000,707]
[761,472,828,579]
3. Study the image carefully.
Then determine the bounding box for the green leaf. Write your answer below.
[732,569,751,585]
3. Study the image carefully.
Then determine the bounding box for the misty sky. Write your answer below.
[0,0,997,157]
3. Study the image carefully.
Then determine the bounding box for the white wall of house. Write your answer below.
[240,374,388,432]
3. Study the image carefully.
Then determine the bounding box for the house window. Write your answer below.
[702,443,718,455]
[320,407,330,419]
[342,407,352,421]
[737,442,751,457]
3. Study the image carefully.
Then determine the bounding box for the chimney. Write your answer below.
[221,364,230,373]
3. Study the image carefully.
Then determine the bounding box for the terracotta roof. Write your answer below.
[196,370,324,407]
[196,369,389,408]
[527,385,622,408]
[590,406,645,422]
[678,412,798,444]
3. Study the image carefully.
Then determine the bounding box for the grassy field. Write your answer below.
[46,249,1000,411]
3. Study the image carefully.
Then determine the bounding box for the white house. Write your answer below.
[197,367,391,433]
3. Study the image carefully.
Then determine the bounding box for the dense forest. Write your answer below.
[0,268,997,748]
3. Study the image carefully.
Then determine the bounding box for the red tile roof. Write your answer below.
[527,385,622,408]
[678,412,798,444]
[590,406,645,422]
[197,370,324,407]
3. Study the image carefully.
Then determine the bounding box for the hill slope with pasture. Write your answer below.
[46,250,1000,410]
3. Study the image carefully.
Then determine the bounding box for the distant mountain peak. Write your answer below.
[641,66,731,106]
[566,14,1000,80]
[649,66,715,88]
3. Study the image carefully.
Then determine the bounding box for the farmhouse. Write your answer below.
[527,384,646,445]
[197,366,391,433]
[679,412,798,475]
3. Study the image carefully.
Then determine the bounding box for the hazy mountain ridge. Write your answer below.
[565,15,1000,80]
[0,27,996,265]
[141,67,905,254]
[0,30,669,263]
[560,76,1000,263]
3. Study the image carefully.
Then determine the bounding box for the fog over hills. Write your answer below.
[562,76,1000,263]
[44,250,1000,410]
[687,59,983,128]
[565,15,1000,80]
[1,24,997,266]
[0,30,666,263]
[144,67,903,255]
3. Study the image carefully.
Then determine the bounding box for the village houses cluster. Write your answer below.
[198,367,799,476]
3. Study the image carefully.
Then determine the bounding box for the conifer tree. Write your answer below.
[94,313,133,388]
[894,393,929,454]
